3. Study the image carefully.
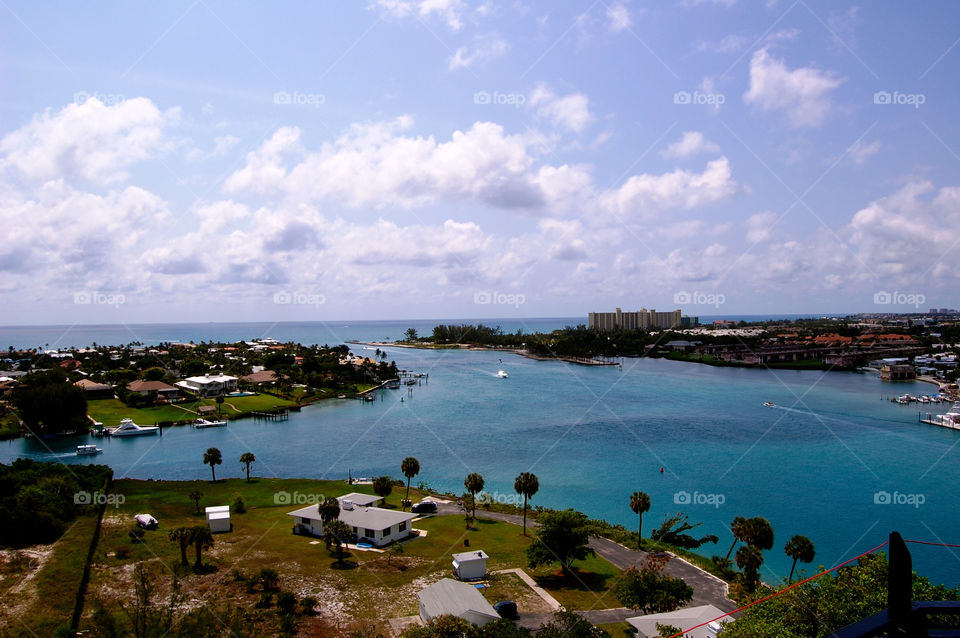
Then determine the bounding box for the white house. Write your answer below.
[175,374,238,397]
[337,492,383,508]
[626,604,730,638]
[417,578,499,627]
[452,550,489,581]
[287,498,416,547]
[205,505,231,533]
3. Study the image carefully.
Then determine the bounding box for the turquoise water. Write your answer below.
[3,344,958,587]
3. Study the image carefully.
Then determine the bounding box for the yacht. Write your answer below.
[496,370,509,378]
[193,418,227,429]
[763,402,775,408]
[76,444,103,455]
[109,418,160,437]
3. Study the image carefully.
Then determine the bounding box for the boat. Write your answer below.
[405,378,417,385]
[76,444,103,455]
[193,418,227,429]
[496,370,509,378]
[385,379,400,389]
[763,402,775,407]
[108,418,160,437]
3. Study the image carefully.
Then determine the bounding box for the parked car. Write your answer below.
[494,601,518,619]
[135,513,158,530]
[411,501,438,513]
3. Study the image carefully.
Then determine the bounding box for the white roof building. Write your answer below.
[417,578,499,626]
[287,499,416,547]
[175,374,238,397]
[626,604,731,638]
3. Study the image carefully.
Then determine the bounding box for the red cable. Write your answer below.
[904,539,960,548]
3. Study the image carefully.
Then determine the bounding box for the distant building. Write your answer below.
[881,363,916,381]
[74,379,114,400]
[287,493,415,547]
[417,578,500,627]
[588,307,692,331]
[126,380,180,400]
[626,604,730,638]
[452,550,489,581]
[175,374,237,397]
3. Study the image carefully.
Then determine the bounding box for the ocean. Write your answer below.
[1,318,956,587]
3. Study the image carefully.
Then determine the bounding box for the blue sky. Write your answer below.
[2,1,959,324]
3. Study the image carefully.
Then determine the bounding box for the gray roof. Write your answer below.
[626,604,730,638]
[337,492,382,507]
[417,578,499,626]
[286,503,416,530]
[452,550,489,562]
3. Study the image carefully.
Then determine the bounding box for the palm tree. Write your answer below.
[743,517,775,551]
[401,457,420,510]
[318,497,340,525]
[629,491,651,548]
[784,535,815,582]
[725,516,748,559]
[372,476,393,504]
[215,395,224,416]
[188,489,203,514]
[169,527,191,566]
[239,452,256,482]
[324,519,353,566]
[735,544,764,592]
[190,525,214,569]
[514,472,539,536]
[203,447,222,481]
[464,473,484,518]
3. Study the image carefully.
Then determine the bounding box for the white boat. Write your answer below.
[76,444,103,455]
[763,402,775,408]
[496,370,509,378]
[109,418,160,437]
[193,418,227,429]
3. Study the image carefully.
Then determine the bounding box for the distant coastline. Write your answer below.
[347,340,620,366]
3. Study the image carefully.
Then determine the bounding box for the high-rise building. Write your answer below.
[588,307,691,331]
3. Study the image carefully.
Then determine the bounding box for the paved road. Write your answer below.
[431,502,736,615]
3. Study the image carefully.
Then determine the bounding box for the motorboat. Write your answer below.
[76,444,103,455]
[193,418,227,429]
[109,418,160,437]
[763,402,775,407]
[496,370,509,378]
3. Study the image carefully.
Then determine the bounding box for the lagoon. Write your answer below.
[3,342,958,587]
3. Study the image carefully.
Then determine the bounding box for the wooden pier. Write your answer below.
[252,410,289,422]
[918,412,960,431]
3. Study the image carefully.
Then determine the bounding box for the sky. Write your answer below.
[1,0,959,325]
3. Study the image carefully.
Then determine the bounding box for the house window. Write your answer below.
[364,528,375,538]
[398,522,407,532]
[381,527,391,537]
[352,527,358,534]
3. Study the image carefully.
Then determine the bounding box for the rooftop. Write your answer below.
[417,578,499,626]
[287,503,416,530]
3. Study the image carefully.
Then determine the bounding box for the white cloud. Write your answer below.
[745,211,777,243]
[370,0,467,29]
[528,84,594,134]
[846,139,881,165]
[448,33,508,70]
[743,48,843,128]
[603,157,738,216]
[662,131,721,159]
[0,97,176,185]
[606,4,631,32]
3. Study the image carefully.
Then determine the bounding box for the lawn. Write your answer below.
[82,478,623,631]
[218,393,297,415]
[86,393,298,428]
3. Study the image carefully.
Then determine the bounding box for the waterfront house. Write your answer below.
[417,578,499,627]
[287,494,415,547]
[626,604,730,638]
[240,370,281,385]
[175,374,237,397]
[126,379,180,401]
[452,550,489,581]
[74,378,115,400]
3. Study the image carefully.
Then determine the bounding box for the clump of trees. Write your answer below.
[0,459,112,547]
[613,554,693,614]
[526,509,595,576]
[12,369,88,435]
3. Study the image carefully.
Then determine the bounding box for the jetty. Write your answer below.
[252,410,289,422]
[918,403,960,431]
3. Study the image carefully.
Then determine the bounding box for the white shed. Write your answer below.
[205,505,231,533]
[452,550,489,581]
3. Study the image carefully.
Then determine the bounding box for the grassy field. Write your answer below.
[80,478,623,633]
[86,393,298,428]
[0,513,101,637]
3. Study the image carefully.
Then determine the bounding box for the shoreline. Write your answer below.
[347,340,620,366]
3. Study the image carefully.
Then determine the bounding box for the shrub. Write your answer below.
[255,592,272,608]
[300,596,318,615]
[276,590,297,615]
[232,495,246,514]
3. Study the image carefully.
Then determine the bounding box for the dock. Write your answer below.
[252,410,289,422]
[918,411,960,431]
